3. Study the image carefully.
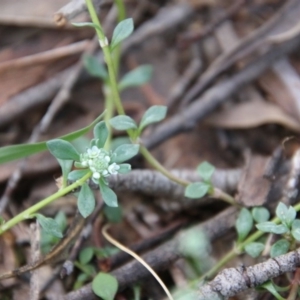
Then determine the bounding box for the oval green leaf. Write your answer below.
[78,183,95,218]
[99,180,118,207]
[47,139,80,161]
[112,144,139,163]
[92,272,118,300]
[139,105,167,132]
[111,18,134,51]
[270,239,290,258]
[68,169,90,181]
[235,208,253,243]
[256,222,288,234]
[197,161,215,182]
[252,207,270,223]
[118,65,153,91]
[93,121,108,148]
[245,242,265,258]
[109,115,137,131]
[184,182,210,199]
[118,163,131,174]
[79,247,95,265]
[36,214,63,238]
[83,54,108,80]
[104,206,122,223]
[292,219,300,240]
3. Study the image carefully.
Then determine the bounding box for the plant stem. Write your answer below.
[113,0,126,75]
[85,0,125,116]
[199,204,300,281]
[139,145,190,186]
[213,187,236,206]
[0,172,91,235]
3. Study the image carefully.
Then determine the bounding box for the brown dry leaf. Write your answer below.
[204,100,300,132]
[236,154,271,207]
[259,60,300,121]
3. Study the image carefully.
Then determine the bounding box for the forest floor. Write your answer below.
[1,0,300,299]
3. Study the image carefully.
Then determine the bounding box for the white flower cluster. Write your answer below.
[79,145,120,182]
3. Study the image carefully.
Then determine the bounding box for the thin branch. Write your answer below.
[63,207,238,300]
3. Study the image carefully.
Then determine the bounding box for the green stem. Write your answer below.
[85,0,125,117]
[113,0,126,75]
[139,145,189,186]
[213,188,236,206]
[0,172,91,235]
[199,203,300,281]
[104,87,114,150]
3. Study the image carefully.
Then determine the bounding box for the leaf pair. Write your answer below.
[184,162,215,199]
[109,105,167,137]
[74,18,133,52]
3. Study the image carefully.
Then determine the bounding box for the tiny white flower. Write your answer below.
[81,161,88,167]
[88,159,93,166]
[90,166,96,172]
[102,170,109,176]
[87,146,101,158]
[108,163,120,175]
[93,172,101,179]
[105,156,110,162]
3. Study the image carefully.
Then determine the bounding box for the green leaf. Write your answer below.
[256,222,289,234]
[79,247,95,265]
[291,219,300,240]
[276,202,296,227]
[109,115,137,131]
[118,65,153,91]
[0,111,105,165]
[235,208,253,243]
[47,139,80,161]
[287,206,297,225]
[118,163,131,174]
[104,206,122,223]
[78,183,95,218]
[110,18,134,51]
[93,121,108,148]
[197,161,215,182]
[57,159,73,187]
[99,180,118,207]
[139,106,167,132]
[112,144,139,163]
[184,182,210,199]
[68,169,90,181]
[259,281,285,300]
[36,214,63,238]
[110,137,131,151]
[270,239,290,258]
[252,207,270,223]
[54,211,67,231]
[245,242,265,258]
[72,22,102,32]
[92,272,118,300]
[83,54,108,80]
[179,228,210,259]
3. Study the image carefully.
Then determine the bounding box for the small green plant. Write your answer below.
[48,120,139,212]
[74,246,118,290]
[184,161,215,199]
[40,211,67,253]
